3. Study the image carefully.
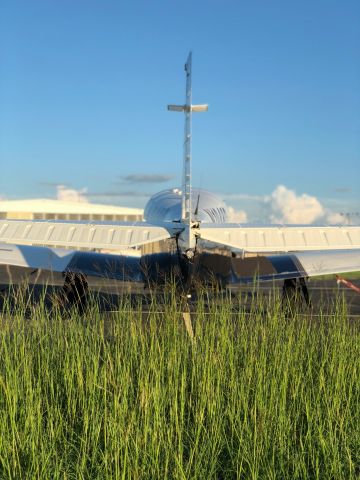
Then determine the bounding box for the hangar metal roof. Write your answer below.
[0,199,143,216]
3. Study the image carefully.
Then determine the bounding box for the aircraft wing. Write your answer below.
[195,249,360,285]
[0,243,181,284]
[0,243,144,281]
[0,219,179,250]
[1,243,360,288]
[196,224,360,252]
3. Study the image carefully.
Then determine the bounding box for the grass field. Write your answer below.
[0,288,359,479]
[311,271,360,280]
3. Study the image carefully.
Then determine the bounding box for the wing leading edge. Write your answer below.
[194,249,360,285]
[0,243,176,283]
[1,243,360,287]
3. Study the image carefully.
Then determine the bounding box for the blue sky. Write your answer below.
[0,0,359,223]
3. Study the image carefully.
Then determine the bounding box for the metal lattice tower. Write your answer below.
[168,52,208,249]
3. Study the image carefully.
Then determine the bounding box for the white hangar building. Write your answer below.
[0,199,144,255]
[0,199,143,222]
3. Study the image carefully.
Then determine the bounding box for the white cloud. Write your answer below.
[268,185,325,224]
[221,192,268,202]
[218,185,358,225]
[227,206,248,223]
[56,185,88,203]
[325,212,346,225]
[121,174,173,184]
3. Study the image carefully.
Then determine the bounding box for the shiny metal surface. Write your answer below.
[144,188,228,224]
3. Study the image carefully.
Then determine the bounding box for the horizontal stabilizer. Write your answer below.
[197,225,360,252]
[0,219,174,250]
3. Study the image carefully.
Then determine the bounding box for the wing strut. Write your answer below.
[168,52,208,250]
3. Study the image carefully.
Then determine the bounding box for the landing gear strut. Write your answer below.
[60,272,89,314]
[282,277,311,311]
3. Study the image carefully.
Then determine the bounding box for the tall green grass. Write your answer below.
[0,287,359,479]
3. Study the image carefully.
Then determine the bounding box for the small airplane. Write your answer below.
[1,52,360,307]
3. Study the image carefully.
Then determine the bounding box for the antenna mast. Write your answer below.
[168,52,208,250]
[183,52,192,226]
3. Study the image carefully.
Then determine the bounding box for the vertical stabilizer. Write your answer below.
[167,52,208,249]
